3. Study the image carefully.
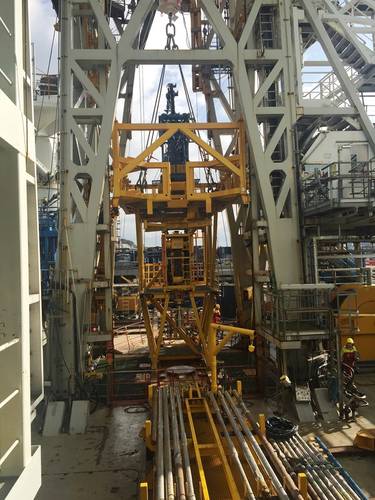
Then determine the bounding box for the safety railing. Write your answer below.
[302,66,357,107]
[308,236,375,285]
[261,286,333,341]
[301,63,375,120]
[144,260,207,288]
[144,262,163,287]
[316,266,373,285]
[33,74,58,101]
[302,160,375,212]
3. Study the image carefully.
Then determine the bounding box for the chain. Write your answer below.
[165,12,178,50]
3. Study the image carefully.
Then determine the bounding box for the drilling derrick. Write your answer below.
[112,83,249,371]
[51,0,375,421]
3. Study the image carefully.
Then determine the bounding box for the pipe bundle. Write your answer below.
[155,385,196,500]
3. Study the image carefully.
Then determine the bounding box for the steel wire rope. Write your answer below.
[182,12,191,49]
[136,65,166,189]
[178,65,215,189]
[147,66,166,186]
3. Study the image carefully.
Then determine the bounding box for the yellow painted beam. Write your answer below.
[140,296,157,359]
[202,398,241,500]
[122,126,178,176]
[139,482,148,500]
[185,399,210,500]
[298,473,308,500]
[186,156,240,168]
[258,414,266,436]
[114,121,241,131]
[183,127,241,176]
[210,323,255,337]
[144,420,155,451]
[153,300,200,356]
[154,296,170,361]
[236,380,242,396]
[190,292,206,346]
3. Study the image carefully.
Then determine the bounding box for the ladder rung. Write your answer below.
[0,389,19,410]
[0,440,19,467]
[0,338,19,353]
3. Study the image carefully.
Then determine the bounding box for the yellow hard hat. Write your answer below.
[346,337,354,344]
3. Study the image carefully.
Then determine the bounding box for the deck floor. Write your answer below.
[34,374,375,499]
[34,407,147,500]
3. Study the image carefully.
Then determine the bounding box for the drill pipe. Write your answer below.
[152,388,158,443]
[290,435,356,500]
[294,435,361,500]
[175,386,196,500]
[315,436,367,500]
[217,391,267,490]
[208,392,256,500]
[163,387,175,500]
[273,441,326,500]
[282,440,338,500]
[156,387,165,500]
[232,391,304,500]
[224,391,289,500]
[168,386,186,500]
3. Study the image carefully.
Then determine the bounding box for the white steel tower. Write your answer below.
[0,1,43,497]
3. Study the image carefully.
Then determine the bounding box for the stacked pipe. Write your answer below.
[231,390,366,500]
[152,385,366,500]
[231,390,304,500]
[155,385,196,500]
[209,390,290,499]
[271,431,364,500]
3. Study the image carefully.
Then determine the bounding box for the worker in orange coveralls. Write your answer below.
[341,337,359,378]
[213,304,221,324]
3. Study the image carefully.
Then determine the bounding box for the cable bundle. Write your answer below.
[266,416,298,441]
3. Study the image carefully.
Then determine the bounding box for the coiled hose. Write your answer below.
[266,416,298,441]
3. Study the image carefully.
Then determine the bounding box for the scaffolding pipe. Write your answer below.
[175,386,196,500]
[233,391,303,500]
[157,387,165,500]
[224,391,289,500]
[208,392,256,500]
[168,386,186,500]
[217,391,266,490]
[163,386,175,500]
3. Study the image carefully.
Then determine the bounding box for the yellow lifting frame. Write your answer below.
[112,120,249,214]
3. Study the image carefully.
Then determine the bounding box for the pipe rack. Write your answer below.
[149,384,367,500]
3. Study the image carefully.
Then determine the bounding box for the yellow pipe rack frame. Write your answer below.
[112,120,250,371]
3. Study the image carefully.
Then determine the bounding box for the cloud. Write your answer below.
[29,0,58,74]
